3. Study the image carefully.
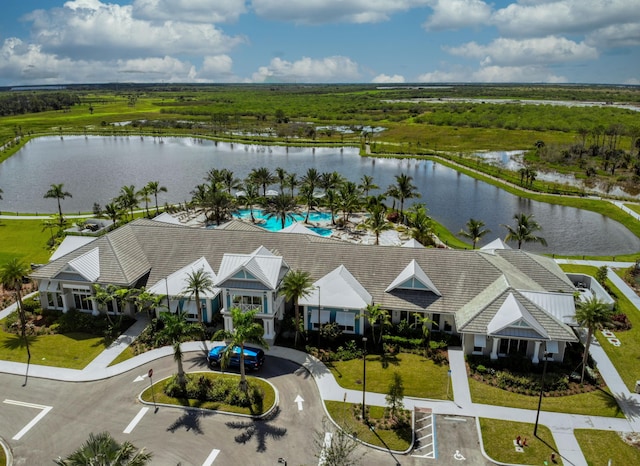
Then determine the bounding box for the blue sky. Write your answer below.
[0,0,638,86]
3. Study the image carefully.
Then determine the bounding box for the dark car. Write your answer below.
[207,345,265,371]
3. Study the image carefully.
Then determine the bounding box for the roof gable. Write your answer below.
[216,246,288,290]
[487,292,548,338]
[385,259,441,295]
[61,247,100,282]
[148,256,219,298]
[300,265,372,309]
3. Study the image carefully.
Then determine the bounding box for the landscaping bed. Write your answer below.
[140,373,275,416]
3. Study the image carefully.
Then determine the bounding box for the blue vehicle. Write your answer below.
[207,345,265,371]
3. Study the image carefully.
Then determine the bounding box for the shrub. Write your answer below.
[21,296,41,314]
[382,334,422,349]
[610,313,632,331]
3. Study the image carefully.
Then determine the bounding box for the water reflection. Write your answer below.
[0,136,638,256]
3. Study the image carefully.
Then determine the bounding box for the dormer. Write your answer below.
[385,259,441,296]
[54,247,100,282]
[487,292,548,339]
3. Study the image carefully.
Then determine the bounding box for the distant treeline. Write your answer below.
[0,92,81,116]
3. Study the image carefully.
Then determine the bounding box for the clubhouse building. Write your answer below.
[32,218,582,363]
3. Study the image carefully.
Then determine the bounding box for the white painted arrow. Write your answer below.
[294,395,304,411]
[133,374,147,382]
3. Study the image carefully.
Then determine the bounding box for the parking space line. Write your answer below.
[123,407,149,434]
[3,399,53,441]
[202,448,220,465]
[412,411,436,459]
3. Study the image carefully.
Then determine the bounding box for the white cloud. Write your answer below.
[423,0,492,31]
[492,0,635,38]
[252,0,430,25]
[199,55,234,79]
[25,0,246,60]
[372,73,406,83]
[132,0,246,23]
[417,64,567,83]
[586,22,640,48]
[251,56,361,82]
[447,36,598,66]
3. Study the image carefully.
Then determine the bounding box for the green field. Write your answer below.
[0,219,51,264]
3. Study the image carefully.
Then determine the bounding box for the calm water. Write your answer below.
[1,136,638,256]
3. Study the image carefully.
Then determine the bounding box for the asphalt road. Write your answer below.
[0,351,494,465]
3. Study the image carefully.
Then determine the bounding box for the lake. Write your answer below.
[1,135,638,256]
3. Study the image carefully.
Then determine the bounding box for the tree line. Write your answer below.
[0,92,81,116]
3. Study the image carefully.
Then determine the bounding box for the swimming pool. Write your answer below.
[234,209,333,236]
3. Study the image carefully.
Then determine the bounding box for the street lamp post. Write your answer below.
[362,336,368,422]
[534,342,549,437]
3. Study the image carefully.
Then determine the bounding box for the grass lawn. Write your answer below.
[560,264,640,392]
[327,352,449,399]
[108,346,137,366]
[324,400,412,452]
[0,324,107,369]
[469,378,624,418]
[0,219,52,264]
[575,429,640,465]
[479,418,561,465]
[140,373,276,416]
[0,444,5,466]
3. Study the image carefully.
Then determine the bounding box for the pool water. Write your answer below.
[234,209,333,236]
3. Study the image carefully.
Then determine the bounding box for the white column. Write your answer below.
[224,314,233,333]
[532,341,542,364]
[490,337,500,360]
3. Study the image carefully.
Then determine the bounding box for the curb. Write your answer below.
[0,437,12,466]
[137,371,280,420]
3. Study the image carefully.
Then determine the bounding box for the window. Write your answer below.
[73,291,93,311]
[47,293,63,309]
[498,338,528,356]
[336,312,355,333]
[309,309,331,329]
[473,335,486,355]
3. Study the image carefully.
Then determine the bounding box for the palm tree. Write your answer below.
[117,185,139,221]
[575,297,613,384]
[502,213,547,249]
[1,258,32,361]
[407,203,434,246]
[219,169,242,194]
[411,313,437,348]
[392,173,420,221]
[363,304,390,346]
[280,269,314,347]
[285,172,298,197]
[213,307,268,393]
[263,193,298,229]
[275,167,288,193]
[249,167,274,196]
[338,181,361,223]
[102,201,124,227]
[54,431,152,466]
[137,185,152,217]
[204,189,236,226]
[91,284,116,326]
[298,183,318,223]
[239,183,262,223]
[44,183,72,226]
[458,218,491,249]
[322,188,339,225]
[301,168,321,195]
[320,171,343,193]
[133,287,166,323]
[182,268,216,323]
[156,310,202,389]
[146,181,167,215]
[358,175,378,197]
[359,204,392,245]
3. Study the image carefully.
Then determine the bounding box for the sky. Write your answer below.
[0,0,639,86]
